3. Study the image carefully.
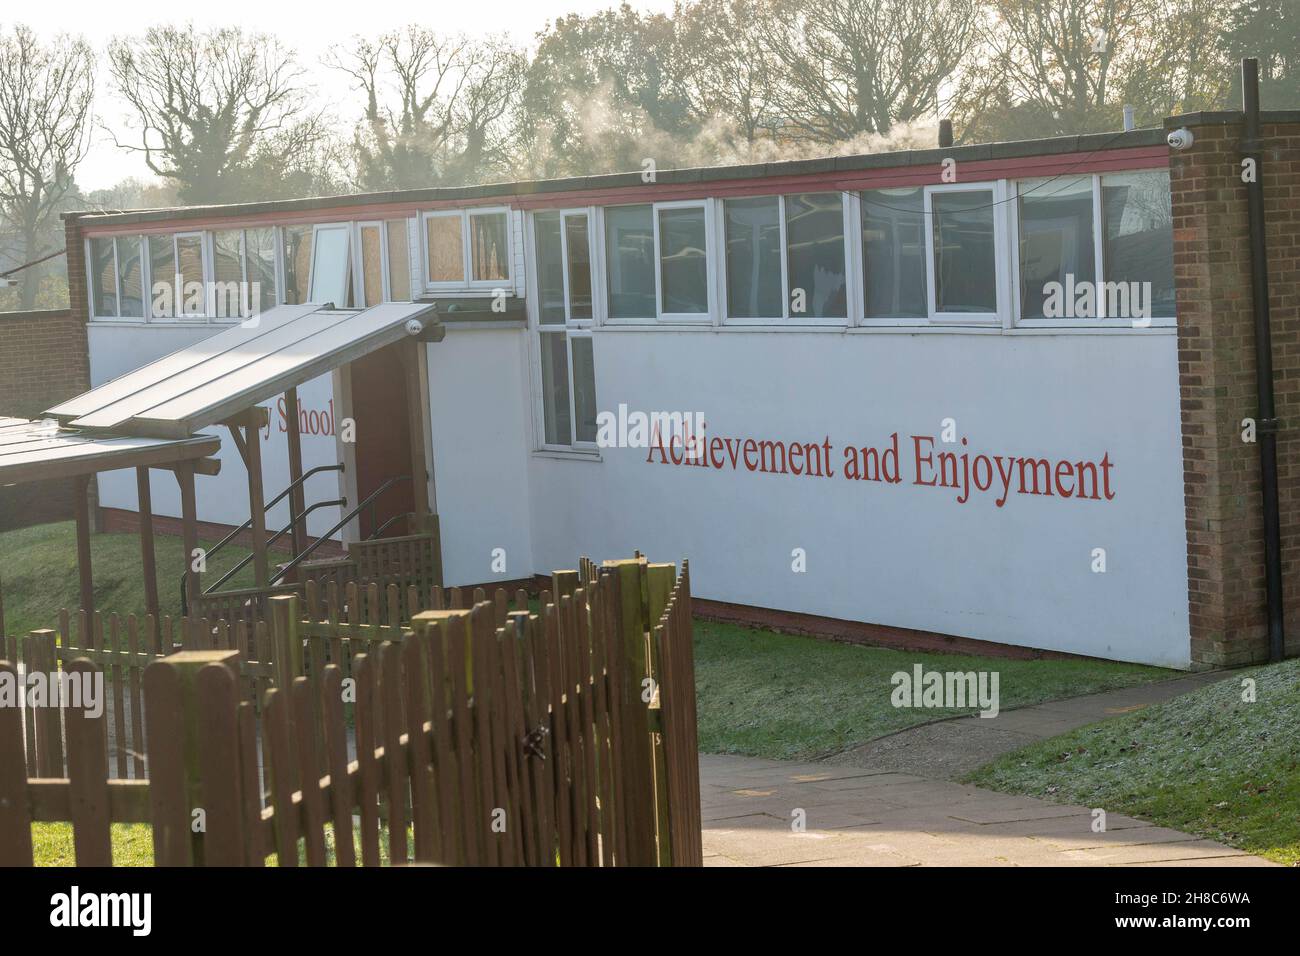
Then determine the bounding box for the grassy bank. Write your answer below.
[0,520,254,635]
[694,619,1174,760]
[966,658,1300,865]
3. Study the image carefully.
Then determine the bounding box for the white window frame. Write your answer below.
[653,199,714,324]
[718,192,852,326]
[527,207,601,453]
[353,220,390,306]
[923,181,1005,327]
[306,222,352,307]
[1011,170,1175,329]
[601,200,715,325]
[419,206,513,292]
[236,225,282,318]
[207,228,247,324]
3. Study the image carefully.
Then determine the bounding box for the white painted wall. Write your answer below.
[524,328,1191,668]
[88,324,344,540]
[86,318,1190,667]
[425,325,536,587]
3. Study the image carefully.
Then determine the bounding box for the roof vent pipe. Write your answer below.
[938,119,953,148]
[1122,104,1136,131]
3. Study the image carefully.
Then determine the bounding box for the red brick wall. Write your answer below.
[0,297,91,530]
[1170,111,1300,666]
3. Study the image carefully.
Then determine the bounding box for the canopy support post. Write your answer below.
[72,474,94,619]
[283,387,306,563]
[243,412,270,589]
[136,466,160,637]
[175,462,199,614]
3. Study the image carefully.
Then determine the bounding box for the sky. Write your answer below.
[13,0,676,191]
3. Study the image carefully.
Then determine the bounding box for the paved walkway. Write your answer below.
[701,673,1277,866]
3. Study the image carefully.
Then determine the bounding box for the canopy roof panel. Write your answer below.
[0,418,219,484]
[47,301,438,438]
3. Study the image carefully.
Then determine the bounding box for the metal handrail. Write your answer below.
[177,462,343,615]
[268,475,412,587]
[195,463,344,566]
[180,497,348,615]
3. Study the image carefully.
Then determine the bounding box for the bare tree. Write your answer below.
[957,0,1229,139]
[0,25,93,310]
[108,25,333,204]
[675,0,783,146]
[329,27,525,190]
[759,0,981,142]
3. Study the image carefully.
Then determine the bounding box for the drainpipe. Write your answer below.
[1241,57,1286,663]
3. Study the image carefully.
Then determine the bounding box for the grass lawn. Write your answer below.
[694,619,1174,760]
[0,520,255,636]
[964,658,1300,865]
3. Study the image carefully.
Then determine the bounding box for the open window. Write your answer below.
[308,224,352,306]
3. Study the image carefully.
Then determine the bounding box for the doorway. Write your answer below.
[349,341,416,539]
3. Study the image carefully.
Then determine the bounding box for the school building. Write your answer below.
[38,107,1300,670]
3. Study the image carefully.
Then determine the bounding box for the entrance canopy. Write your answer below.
[46,302,440,438]
[0,416,219,483]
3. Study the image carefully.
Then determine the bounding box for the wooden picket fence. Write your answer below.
[0,557,701,867]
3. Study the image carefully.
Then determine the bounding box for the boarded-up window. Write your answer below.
[425,214,464,282]
[360,224,383,307]
[385,219,411,302]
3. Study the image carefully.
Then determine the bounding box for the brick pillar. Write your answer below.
[1170,111,1300,667]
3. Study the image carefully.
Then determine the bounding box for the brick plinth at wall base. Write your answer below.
[98,507,346,558]
[690,597,1117,663]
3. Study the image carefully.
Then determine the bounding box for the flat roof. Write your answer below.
[0,417,220,484]
[65,127,1173,229]
[47,301,438,438]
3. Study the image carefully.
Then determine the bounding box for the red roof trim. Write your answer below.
[80,145,1168,236]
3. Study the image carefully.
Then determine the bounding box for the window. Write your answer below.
[309,225,351,305]
[470,211,509,282]
[116,237,144,318]
[604,205,655,319]
[358,223,384,307]
[862,188,926,319]
[1013,169,1175,325]
[211,229,244,319]
[421,208,512,289]
[1102,170,1175,319]
[89,237,117,317]
[425,213,464,284]
[1017,177,1095,319]
[724,197,782,319]
[785,193,847,319]
[148,235,175,318]
[244,228,277,315]
[604,201,712,321]
[657,205,709,317]
[385,220,411,302]
[723,193,846,322]
[282,225,312,305]
[533,210,598,448]
[929,188,998,317]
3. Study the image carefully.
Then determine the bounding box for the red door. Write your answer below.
[350,343,416,539]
